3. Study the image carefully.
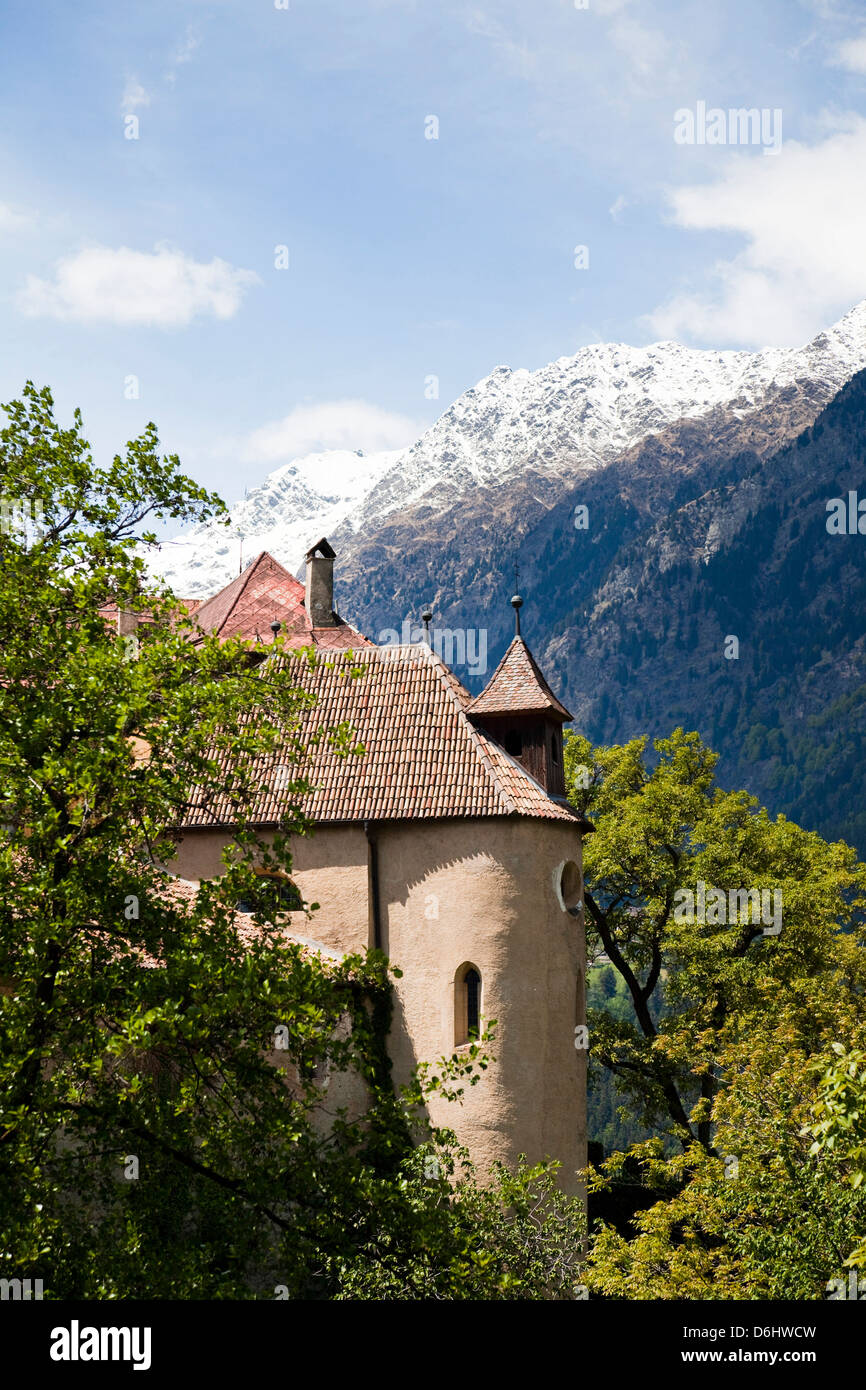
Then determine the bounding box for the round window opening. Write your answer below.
[556,860,583,917]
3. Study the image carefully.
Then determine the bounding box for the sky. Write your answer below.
[1,0,866,506]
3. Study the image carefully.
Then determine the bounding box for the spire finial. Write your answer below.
[511,561,523,636]
[421,606,433,645]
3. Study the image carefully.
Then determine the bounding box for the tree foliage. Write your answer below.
[566,728,866,1296]
[0,385,584,1299]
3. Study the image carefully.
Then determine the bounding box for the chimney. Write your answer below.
[304,538,338,627]
[116,606,140,661]
[116,608,138,639]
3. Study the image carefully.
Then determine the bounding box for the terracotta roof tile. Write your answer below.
[467,636,572,720]
[183,643,582,828]
[191,551,373,650]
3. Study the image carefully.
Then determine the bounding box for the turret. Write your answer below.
[466,590,572,798]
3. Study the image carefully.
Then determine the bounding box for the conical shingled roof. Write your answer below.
[467,636,573,721]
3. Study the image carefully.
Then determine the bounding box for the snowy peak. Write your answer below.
[150,447,402,598]
[148,301,866,598]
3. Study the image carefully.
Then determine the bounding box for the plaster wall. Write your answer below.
[169,825,371,956]
[172,816,586,1191]
[376,818,586,1193]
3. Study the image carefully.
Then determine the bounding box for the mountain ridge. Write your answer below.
[147,303,866,850]
[149,300,866,599]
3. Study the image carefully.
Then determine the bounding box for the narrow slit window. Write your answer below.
[455,963,482,1046]
[465,968,480,1039]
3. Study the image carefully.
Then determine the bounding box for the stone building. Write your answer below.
[169,541,591,1191]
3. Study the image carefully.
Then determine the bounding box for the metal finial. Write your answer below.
[270,618,281,638]
[511,592,523,636]
[421,607,433,644]
[511,561,524,636]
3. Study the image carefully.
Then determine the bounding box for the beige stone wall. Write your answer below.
[375,818,586,1194]
[171,816,586,1193]
[168,825,371,955]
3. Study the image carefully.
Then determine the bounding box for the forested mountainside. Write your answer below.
[540,370,866,851]
[339,372,866,851]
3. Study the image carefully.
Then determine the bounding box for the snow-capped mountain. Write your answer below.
[150,446,402,598]
[148,302,866,598]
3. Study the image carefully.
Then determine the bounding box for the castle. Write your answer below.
[168,541,591,1191]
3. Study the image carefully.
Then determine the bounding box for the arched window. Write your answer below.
[504,729,523,757]
[236,874,302,916]
[454,963,482,1045]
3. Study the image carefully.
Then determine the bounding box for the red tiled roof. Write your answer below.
[183,642,585,828]
[467,636,573,721]
[191,551,373,650]
[98,597,201,627]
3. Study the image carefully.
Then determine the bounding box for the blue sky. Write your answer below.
[1,0,866,503]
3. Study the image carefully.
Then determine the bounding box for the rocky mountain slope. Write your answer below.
[149,302,866,600]
[541,369,866,850]
[149,303,866,850]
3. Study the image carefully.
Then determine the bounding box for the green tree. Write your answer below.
[565,728,866,1295]
[808,1042,866,1267]
[0,384,584,1299]
[565,727,866,1150]
[586,1021,866,1299]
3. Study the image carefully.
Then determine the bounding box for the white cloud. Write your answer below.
[592,0,670,80]
[648,116,866,347]
[831,34,866,73]
[165,25,202,85]
[172,25,201,66]
[609,194,628,221]
[16,243,260,327]
[243,400,424,465]
[0,202,31,233]
[121,77,150,112]
[463,9,539,80]
[462,0,670,89]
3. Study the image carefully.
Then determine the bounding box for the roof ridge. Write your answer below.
[421,643,520,816]
[195,550,276,635]
[216,551,270,634]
